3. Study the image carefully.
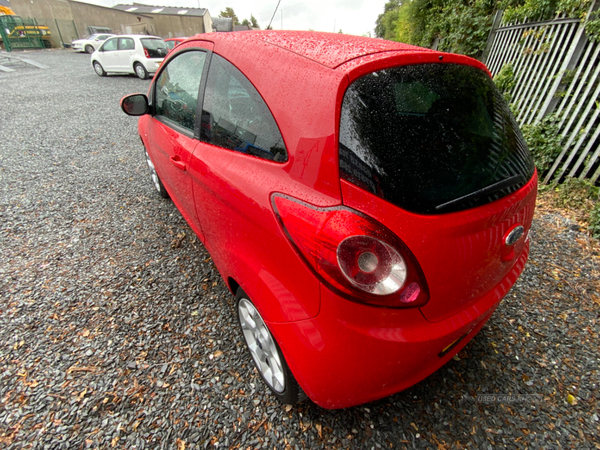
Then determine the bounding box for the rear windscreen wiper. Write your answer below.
[435,174,525,213]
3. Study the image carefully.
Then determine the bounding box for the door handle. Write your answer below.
[170,155,186,171]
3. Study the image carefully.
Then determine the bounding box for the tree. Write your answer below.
[375,0,401,40]
[220,7,240,26]
[240,15,260,29]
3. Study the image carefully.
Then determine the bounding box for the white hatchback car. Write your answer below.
[91,35,168,79]
[71,34,114,54]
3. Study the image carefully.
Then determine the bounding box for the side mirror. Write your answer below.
[120,94,149,116]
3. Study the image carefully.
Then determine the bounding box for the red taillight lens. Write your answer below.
[144,48,150,58]
[272,194,429,308]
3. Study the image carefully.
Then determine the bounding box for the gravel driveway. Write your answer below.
[1,50,599,450]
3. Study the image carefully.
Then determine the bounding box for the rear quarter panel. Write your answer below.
[185,39,347,322]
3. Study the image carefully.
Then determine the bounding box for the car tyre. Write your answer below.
[134,62,149,80]
[143,146,169,199]
[93,61,106,77]
[235,287,305,405]
[85,44,95,54]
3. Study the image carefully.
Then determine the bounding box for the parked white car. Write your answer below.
[71,34,114,54]
[91,35,168,80]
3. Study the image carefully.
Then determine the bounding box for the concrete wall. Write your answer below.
[204,10,213,34]
[9,0,74,47]
[68,2,155,38]
[149,14,206,38]
[7,0,211,47]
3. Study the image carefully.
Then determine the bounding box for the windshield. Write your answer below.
[141,38,168,58]
[339,63,535,214]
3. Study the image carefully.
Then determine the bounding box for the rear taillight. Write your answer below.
[144,48,150,58]
[272,194,429,308]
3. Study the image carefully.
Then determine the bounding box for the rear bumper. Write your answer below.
[268,241,529,409]
[145,59,163,73]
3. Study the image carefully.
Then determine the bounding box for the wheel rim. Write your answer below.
[135,64,145,78]
[94,63,103,75]
[238,298,285,393]
[86,45,93,54]
[144,149,162,193]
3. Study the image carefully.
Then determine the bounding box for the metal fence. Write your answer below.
[0,16,48,52]
[483,1,600,184]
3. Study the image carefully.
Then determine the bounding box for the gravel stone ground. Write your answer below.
[1,50,599,450]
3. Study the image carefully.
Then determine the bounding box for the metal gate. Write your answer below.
[0,16,48,51]
[483,1,600,184]
[53,19,78,48]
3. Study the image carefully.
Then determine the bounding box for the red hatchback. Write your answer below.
[164,37,187,51]
[120,31,537,409]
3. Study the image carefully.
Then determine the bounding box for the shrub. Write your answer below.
[555,177,599,209]
[590,202,600,239]
[521,115,564,174]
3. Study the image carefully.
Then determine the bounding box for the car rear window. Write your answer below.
[339,63,535,214]
[141,38,168,58]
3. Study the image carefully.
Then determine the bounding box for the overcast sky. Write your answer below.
[81,0,387,36]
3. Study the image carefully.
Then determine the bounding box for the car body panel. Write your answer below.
[165,37,187,51]
[269,243,527,409]
[71,34,114,52]
[340,176,537,323]
[126,31,537,408]
[188,143,323,321]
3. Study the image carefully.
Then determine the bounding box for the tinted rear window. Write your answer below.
[339,63,535,214]
[141,38,168,58]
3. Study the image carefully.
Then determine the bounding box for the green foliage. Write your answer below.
[501,0,592,23]
[382,0,496,57]
[375,0,401,40]
[494,62,516,101]
[585,10,600,42]
[555,177,599,209]
[377,0,599,57]
[221,8,260,29]
[590,202,600,239]
[521,115,564,173]
[220,7,240,25]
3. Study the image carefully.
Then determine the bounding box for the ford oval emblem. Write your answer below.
[505,225,525,246]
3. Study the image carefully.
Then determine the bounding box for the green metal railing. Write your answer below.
[0,16,49,52]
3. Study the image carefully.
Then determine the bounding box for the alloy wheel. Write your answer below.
[144,149,162,193]
[238,298,285,393]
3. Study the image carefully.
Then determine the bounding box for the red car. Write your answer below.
[164,37,186,49]
[120,31,537,409]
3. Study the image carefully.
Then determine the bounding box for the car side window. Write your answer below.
[200,54,287,162]
[155,50,207,132]
[101,38,117,52]
[118,38,135,50]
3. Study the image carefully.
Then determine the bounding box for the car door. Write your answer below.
[93,34,110,50]
[98,37,119,70]
[117,37,136,72]
[188,53,321,321]
[148,45,210,237]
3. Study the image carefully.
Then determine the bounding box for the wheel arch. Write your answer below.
[227,277,239,296]
[132,60,146,71]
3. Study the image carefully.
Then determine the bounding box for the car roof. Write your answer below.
[198,31,431,69]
